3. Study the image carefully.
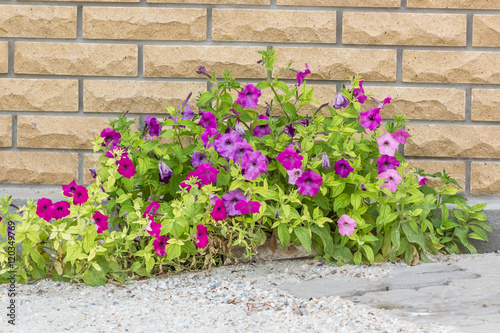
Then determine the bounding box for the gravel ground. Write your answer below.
[3,253,492,333]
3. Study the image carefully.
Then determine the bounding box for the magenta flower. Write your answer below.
[180,171,202,192]
[337,214,357,236]
[333,92,349,109]
[100,128,121,146]
[392,129,409,144]
[414,173,428,186]
[214,130,240,159]
[241,151,267,180]
[62,180,78,197]
[353,80,367,104]
[377,155,400,174]
[378,169,402,193]
[93,211,109,234]
[104,145,128,160]
[222,189,246,216]
[199,111,217,129]
[252,115,272,138]
[153,235,170,257]
[144,114,162,137]
[195,224,209,248]
[48,201,71,220]
[146,214,162,237]
[211,199,227,221]
[191,152,207,167]
[36,198,53,222]
[296,170,323,197]
[117,157,137,179]
[73,186,88,205]
[143,201,160,218]
[360,108,382,131]
[235,84,261,109]
[334,158,354,178]
[377,133,399,156]
[293,63,311,86]
[277,147,303,171]
[234,200,261,215]
[192,163,219,185]
[159,161,173,184]
[231,140,253,163]
[370,96,392,109]
[287,168,303,185]
[201,127,219,148]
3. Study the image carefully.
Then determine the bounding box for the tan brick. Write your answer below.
[403,51,500,84]
[471,163,500,194]
[0,115,11,147]
[0,5,76,38]
[405,125,500,159]
[213,9,336,44]
[277,0,399,6]
[83,153,101,184]
[472,89,500,122]
[408,0,500,9]
[407,160,466,190]
[84,81,206,113]
[83,7,206,41]
[363,87,465,120]
[147,0,268,4]
[343,13,466,46]
[0,79,78,111]
[144,46,266,79]
[0,42,7,73]
[17,116,116,149]
[0,151,78,184]
[275,48,397,81]
[15,42,137,76]
[25,0,139,2]
[473,15,500,47]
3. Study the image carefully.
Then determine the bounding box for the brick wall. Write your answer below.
[0,0,499,196]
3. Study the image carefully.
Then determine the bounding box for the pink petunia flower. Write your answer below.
[222,190,246,216]
[211,199,227,221]
[337,214,357,236]
[277,147,303,171]
[296,170,323,197]
[192,163,219,185]
[100,128,121,146]
[234,200,261,215]
[93,211,109,234]
[180,171,202,192]
[378,169,402,193]
[144,114,162,137]
[359,108,382,131]
[143,201,160,218]
[235,84,261,109]
[199,111,217,129]
[146,214,161,237]
[292,63,311,86]
[287,168,304,185]
[377,155,400,174]
[334,158,354,179]
[201,127,219,148]
[414,173,428,186]
[36,198,53,222]
[241,151,267,180]
[353,80,367,104]
[195,224,209,248]
[376,133,399,156]
[62,180,78,197]
[392,129,410,145]
[73,186,88,205]
[48,201,71,220]
[153,235,169,257]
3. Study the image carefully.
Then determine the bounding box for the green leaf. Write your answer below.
[281,102,297,117]
[167,244,182,261]
[310,225,333,256]
[273,81,289,94]
[197,91,216,107]
[354,251,362,265]
[294,227,312,254]
[334,193,350,211]
[256,81,272,90]
[216,170,230,187]
[82,267,106,287]
[361,245,374,264]
[277,224,290,248]
[470,225,488,241]
[313,194,330,211]
[351,193,361,211]
[64,244,82,263]
[123,177,134,193]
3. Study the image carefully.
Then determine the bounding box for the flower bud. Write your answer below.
[360,184,367,191]
[333,92,349,109]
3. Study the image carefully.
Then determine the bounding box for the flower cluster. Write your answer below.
[101,128,137,179]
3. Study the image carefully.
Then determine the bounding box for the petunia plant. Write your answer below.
[0,48,490,286]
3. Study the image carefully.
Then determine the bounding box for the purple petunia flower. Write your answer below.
[353,80,367,104]
[287,168,303,185]
[321,153,331,169]
[234,124,246,140]
[196,66,211,78]
[222,189,246,216]
[377,133,399,156]
[277,147,303,171]
[93,211,109,234]
[337,214,357,236]
[211,199,227,221]
[191,152,207,168]
[378,169,402,193]
[201,127,219,148]
[333,92,349,109]
[252,115,272,138]
[377,155,400,174]
[414,173,428,186]
[235,84,261,109]
[199,111,217,129]
[296,170,323,197]
[292,63,311,86]
[100,128,121,146]
[283,124,295,137]
[334,158,354,179]
[36,198,53,222]
[62,180,78,197]
[195,224,209,248]
[73,186,88,205]
[392,129,409,145]
[192,163,219,185]
[234,200,261,215]
[177,102,194,121]
[214,130,240,159]
[89,168,97,179]
[117,157,137,179]
[144,114,162,137]
[159,161,173,184]
[359,108,382,131]
[241,151,267,180]
[48,201,71,220]
[153,235,169,257]
[231,140,253,164]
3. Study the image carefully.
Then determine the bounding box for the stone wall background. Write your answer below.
[0,0,499,196]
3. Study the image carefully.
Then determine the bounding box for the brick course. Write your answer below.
[0,42,7,73]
